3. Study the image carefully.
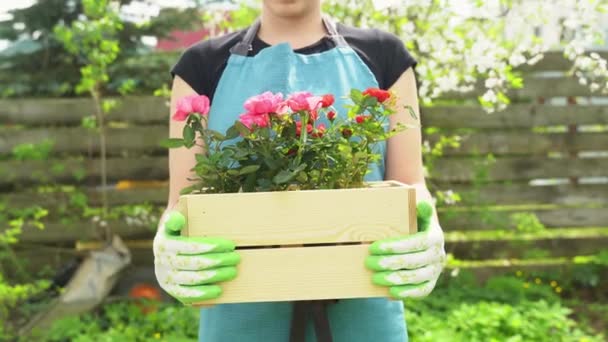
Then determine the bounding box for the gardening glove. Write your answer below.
[153,211,241,304]
[365,201,446,299]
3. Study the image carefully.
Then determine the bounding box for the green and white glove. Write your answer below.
[153,211,241,304]
[365,201,446,299]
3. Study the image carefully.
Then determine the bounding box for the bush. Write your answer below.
[407,299,602,342]
[36,301,199,342]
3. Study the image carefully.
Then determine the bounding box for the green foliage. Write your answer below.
[510,212,546,233]
[0,202,51,338]
[53,0,123,96]
[169,91,408,193]
[0,1,198,98]
[39,301,199,342]
[405,272,604,341]
[11,140,55,161]
[35,272,605,341]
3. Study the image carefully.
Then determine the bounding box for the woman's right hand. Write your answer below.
[153,211,241,304]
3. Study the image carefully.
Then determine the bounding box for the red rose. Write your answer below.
[355,115,370,124]
[362,88,391,103]
[321,94,334,108]
[327,111,336,121]
[342,128,353,138]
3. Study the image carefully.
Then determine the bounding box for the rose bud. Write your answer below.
[342,128,353,138]
[327,111,336,121]
[321,94,334,108]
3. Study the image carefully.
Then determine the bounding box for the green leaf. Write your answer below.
[350,89,363,103]
[362,95,378,108]
[406,105,418,120]
[296,171,308,182]
[179,184,199,195]
[209,129,226,141]
[195,154,208,163]
[226,125,240,140]
[234,149,249,159]
[183,125,195,143]
[159,138,184,148]
[239,165,260,175]
[273,170,296,185]
[235,121,251,137]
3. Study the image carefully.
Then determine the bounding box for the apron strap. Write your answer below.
[230,18,261,56]
[230,15,348,56]
[289,300,336,342]
[321,15,348,48]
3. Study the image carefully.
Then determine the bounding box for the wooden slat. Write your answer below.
[430,131,608,156]
[0,96,168,126]
[447,233,608,260]
[0,156,168,186]
[4,125,606,158]
[8,183,605,213]
[515,50,608,72]
[431,156,608,182]
[5,220,155,243]
[181,181,416,246]
[422,104,608,129]
[4,188,167,211]
[197,244,389,305]
[0,126,167,156]
[444,183,608,206]
[2,96,607,128]
[441,76,602,100]
[440,207,608,230]
[3,155,604,186]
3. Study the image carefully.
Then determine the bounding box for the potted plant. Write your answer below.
[163,88,419,304]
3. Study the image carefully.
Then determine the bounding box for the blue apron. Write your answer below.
[200,17,408,342]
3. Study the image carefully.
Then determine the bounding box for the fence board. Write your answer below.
[6,183,607,212]
[447,234,608,260]
[445,183,608,206]
[422,104,608,129]
[0,156,168,186]
[0,126,167,156]
[3,155,605,186]
[431,156,608,182]
[430,131,608,156]
[5,220,155,243]
[442,76,601,100]
[440,207,608,230]
[4,188,167,210]
[0,96,168,126]
[515,50,608,72]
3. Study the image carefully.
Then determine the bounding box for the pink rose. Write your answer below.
[244,92,284,115]
[172,94,210,121]
[287,91,323,112]
[239,112,270,130]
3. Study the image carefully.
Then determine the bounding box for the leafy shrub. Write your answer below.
[37,301,199,342]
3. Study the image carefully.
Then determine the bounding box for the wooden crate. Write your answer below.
[177,180,417,304]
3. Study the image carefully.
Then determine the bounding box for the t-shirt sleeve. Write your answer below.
[170,44,206,95]
[380,32,418,90]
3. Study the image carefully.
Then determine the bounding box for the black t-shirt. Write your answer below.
[170,23,418,101]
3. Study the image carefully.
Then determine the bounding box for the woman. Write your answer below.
[154,1,446,341]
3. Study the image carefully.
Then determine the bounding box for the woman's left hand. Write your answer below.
[365,201,446,299]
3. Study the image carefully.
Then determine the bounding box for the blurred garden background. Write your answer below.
[1,0,607,340]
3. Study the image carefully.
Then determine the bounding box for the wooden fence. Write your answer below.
[1,51,607,277]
